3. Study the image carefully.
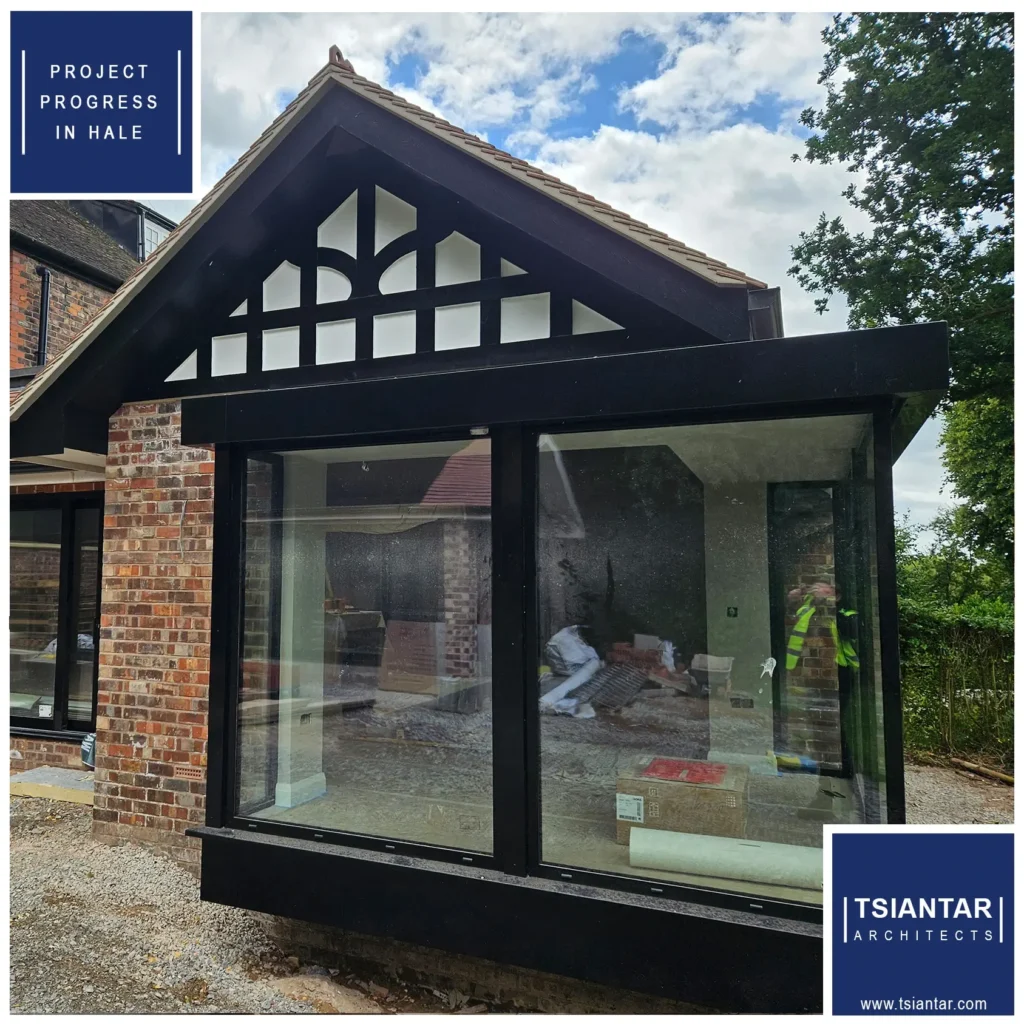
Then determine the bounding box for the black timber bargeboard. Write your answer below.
[180,323,950,449]
[195,828,823,1013]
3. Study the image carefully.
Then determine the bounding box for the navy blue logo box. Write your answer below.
[11,11,192,194]
[831,831,1014,1015]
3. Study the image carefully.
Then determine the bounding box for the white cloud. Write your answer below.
[621,13,833,130]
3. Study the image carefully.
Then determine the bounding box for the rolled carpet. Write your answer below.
[629,828,822,890]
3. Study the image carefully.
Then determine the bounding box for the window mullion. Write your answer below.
[490,424,530,875]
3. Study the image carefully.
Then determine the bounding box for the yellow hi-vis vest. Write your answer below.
[785,600,859,670]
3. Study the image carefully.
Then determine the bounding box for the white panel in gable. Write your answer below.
[263,261,301,311]
[373,311,417,358]
[317,191,358,256]
[435,303,481,351]
[374,187,416,254]
[316,320,356,365]
[436,233,480,287]
[500,258,526,277]
[317,266,352,304]
[230,300,247,316]
[379,251,417,294]
[263,326,301,371]
[165,350,197,382]
[211,333,247,376]
[500,293,550,344]
[572,300,622,335]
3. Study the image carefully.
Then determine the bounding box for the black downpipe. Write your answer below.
[36,266,51,365]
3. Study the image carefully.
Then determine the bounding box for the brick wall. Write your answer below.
[10,248,114,369]
[10,736,84,774]
[10,480,105,495]
[93,400,214,872]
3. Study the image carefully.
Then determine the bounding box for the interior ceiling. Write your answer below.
[544,415,870,486]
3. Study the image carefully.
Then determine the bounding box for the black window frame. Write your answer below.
[10,490,104,738]
[207,400,902,926]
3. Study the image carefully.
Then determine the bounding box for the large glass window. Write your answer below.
[10,496,102,729]
[236,439,493,853]
[535,415,882,905]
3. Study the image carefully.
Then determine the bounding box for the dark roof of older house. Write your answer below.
[10,200,139,285]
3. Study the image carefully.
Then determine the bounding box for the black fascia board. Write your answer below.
[317,84,752,343]
[181,321,949,450]
[10,230,125,291]
[194,827,823,1012]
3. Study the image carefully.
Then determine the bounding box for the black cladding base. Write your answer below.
[194,828,823,1013]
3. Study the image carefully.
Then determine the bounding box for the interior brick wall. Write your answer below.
[10,248,114,369]
[93,400,214,873]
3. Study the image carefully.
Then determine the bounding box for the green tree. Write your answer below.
[790,14,1013,567]
[941,396,1014,567]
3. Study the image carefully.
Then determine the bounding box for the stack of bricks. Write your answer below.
[93,400,214,873]
[9,248,114,369]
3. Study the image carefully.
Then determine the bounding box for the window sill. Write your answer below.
[10,725,90,743]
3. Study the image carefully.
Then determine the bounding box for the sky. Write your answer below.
[150,12,953,544]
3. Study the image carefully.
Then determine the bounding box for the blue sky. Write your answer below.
[150,13,952,543]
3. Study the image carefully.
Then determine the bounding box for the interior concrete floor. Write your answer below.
[246,676,837,905]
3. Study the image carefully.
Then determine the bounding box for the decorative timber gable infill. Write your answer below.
[10,48,784,460]
[163,181,625,391]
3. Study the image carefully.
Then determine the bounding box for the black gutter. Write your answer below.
[10,230,125,291]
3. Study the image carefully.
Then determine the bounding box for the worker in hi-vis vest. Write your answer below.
[785,580,859,672]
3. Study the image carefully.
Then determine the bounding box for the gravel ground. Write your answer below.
[904,763,1014,825]
[9,797,486,1015]
[11,764,1012,1013]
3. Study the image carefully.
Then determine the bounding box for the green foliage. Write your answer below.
[940,396,1014,569]
[896,516,1013,766]
[791,13,1013,403]
[791,11,1015,632]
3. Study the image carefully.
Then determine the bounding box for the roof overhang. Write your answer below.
[177,322,949,459]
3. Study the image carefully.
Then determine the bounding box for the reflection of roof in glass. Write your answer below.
[421,439,492,506]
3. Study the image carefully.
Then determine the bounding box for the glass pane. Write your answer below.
[10,508,62,720]
[237,439,493,853]
[536,415,882,905]
[67,507,101,723]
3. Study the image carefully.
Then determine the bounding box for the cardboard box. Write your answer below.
[615,757,748,845]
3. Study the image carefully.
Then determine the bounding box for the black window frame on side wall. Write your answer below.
[206,398,902,927]
[10,490,105,739]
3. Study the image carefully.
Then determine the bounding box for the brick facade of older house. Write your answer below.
[92,401,214,872]
[10,247,114,369]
